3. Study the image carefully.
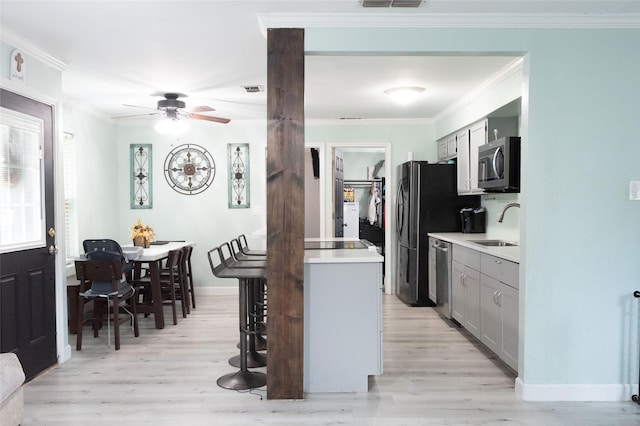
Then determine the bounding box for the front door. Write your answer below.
[0,89,57,381]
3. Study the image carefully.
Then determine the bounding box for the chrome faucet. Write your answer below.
[497,203,520,223]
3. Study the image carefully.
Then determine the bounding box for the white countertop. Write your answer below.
[304,238,383,264]
[427,232,520,263]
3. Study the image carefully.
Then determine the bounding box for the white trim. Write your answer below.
[1,28,67,71]
[1,77,58,106]
[515,377,639,401]
[258,13,640,35]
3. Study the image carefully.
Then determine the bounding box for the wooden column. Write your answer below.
[266,28,305,400]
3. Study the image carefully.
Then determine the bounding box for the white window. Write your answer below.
[63,132,78,264]
[0,108,46,253]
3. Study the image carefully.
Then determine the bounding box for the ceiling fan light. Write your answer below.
[154,116,189,136]
[384,86,425,105]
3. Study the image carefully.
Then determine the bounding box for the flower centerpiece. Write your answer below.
[130,218,154,248]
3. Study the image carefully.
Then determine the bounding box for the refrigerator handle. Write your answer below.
[396,180,404,239]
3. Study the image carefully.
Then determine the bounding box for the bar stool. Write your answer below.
[208,246,266,390]
[218,243,267,365]
[230,239,268,351]
[238,234,267,256]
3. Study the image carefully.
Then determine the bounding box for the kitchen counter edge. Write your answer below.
[427,232,520,263]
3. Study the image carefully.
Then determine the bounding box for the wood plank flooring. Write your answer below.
[22,291,640,425]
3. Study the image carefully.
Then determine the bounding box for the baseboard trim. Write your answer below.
[516,377,639,401]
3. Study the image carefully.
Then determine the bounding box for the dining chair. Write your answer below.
[182,245,196,309]
[133,249,182,325]
[74,259,139,350]
[83,239,134,276]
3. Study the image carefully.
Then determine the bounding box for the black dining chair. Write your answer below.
[74,258,139,350]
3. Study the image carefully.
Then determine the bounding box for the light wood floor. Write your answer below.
[23,291,639,425]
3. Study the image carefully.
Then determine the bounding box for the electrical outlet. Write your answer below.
[630,180,640,201]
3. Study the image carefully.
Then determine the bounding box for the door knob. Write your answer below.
[48,227,56,237]
[48,245,58,255]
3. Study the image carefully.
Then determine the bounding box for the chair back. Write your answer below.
[207,246,226,277]
[83,239,133,275]
[75,259,127,295]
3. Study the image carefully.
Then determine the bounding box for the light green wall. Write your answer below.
[0,40,63,99]
[306,27,640,389]
[63,106,120,242]
[115,122,268,288]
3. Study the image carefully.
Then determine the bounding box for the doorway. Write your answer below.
[305,142,394,294]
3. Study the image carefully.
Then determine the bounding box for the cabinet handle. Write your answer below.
[495,260,502,264]
[497,292,503,307]
[492,290,498,304]
[460,274,465,285]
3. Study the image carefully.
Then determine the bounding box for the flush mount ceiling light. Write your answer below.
[154,109,190,136]
[384,86,425,105]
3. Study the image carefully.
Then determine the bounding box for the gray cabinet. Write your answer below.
[451,245,481,340]
[450,243,519,372]
[437,134,457,161]
[438,114,518,195]
[455,128,470,193]
[479,253,519,371]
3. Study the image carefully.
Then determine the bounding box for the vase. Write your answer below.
[133,236,149,248]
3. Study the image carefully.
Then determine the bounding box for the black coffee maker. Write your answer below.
[460,207,486,233]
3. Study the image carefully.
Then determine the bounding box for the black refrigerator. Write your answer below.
[396,161,480,306]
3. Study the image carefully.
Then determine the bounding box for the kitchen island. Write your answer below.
[303,240,384,392]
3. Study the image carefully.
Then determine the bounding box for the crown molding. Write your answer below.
[258,12,640,35]
[1,28,67,71]
[433,57,523,123]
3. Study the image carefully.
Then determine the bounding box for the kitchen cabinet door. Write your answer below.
[468,119,486,193]
[437,139,448,160]
[480,274,501,355]
[451,260,465,324]
[456,129,470,193]
[500,283,519,371]
[446,134,457,158]
[463,267,481,340]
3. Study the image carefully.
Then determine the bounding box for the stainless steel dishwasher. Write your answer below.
[432,238,452,319]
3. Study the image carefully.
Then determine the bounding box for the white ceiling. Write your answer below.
[1,1,638,123]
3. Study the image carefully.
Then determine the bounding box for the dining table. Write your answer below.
[127,241,194,329]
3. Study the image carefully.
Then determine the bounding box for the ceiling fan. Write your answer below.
[116,92,231,124]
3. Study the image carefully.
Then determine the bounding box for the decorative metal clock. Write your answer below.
[163,143,215,195]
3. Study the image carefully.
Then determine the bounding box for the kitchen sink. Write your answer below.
[469,240,519,247]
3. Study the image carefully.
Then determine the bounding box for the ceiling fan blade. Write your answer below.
[190,105,216,113]
[191,113,230,124]
[112,112,161,119]
[123,104,158,111]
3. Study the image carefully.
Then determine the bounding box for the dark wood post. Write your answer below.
[266,28,305,400]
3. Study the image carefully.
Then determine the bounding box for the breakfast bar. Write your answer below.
[303,239,384,392]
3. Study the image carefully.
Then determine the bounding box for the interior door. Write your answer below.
[333,148,344,237]
[0,89,57,381]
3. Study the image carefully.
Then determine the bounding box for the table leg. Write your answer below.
[149,260,165,329]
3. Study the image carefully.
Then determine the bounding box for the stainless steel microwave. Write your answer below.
[478,136,521,192]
